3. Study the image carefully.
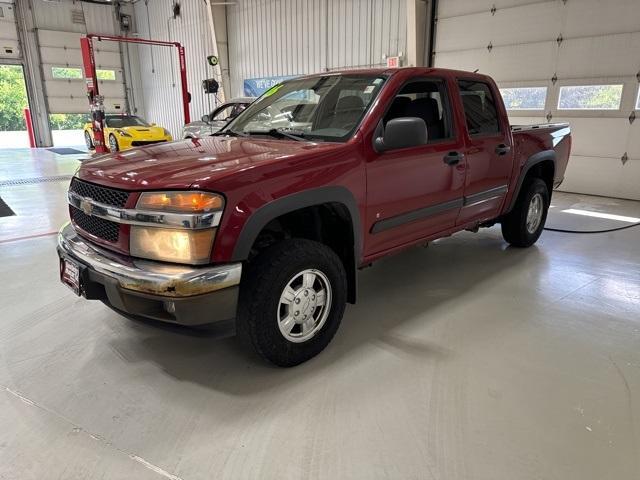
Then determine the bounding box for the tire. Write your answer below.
[84,131,94,150]
[501,177,549,247]
[108,134,119,152]
[238,239,347,367]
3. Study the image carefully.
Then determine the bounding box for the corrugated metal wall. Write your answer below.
[132,0,218,138]
[227,0,407,97]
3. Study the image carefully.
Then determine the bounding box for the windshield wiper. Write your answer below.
[244,128,307,142]
[212,129,247,137]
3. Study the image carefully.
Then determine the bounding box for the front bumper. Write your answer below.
[57,222,241,331]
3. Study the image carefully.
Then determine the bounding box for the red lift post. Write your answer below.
[80,34,190,154]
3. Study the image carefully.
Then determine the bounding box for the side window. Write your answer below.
[383,80,452,142]
[212,105,235,121]
[457,80,500,136]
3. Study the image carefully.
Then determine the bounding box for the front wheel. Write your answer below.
[238,239,347,367]
[108,134,119,152]
[84,131,94,150]
[501,178,549,247]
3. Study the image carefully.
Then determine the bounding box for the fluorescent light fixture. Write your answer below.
[562,208,640,223]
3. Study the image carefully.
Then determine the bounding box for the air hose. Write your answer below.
[544,222,640,234]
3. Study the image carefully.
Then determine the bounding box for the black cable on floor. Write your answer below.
[544,222,640,234]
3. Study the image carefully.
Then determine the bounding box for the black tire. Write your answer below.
[238,239,347,367]
[84,131,94,150]
[501,177,549,247]
[108,134,119,152]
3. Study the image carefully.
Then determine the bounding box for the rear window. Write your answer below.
[457,80,500,136]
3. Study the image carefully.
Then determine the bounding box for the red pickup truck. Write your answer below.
[58,67,570,366]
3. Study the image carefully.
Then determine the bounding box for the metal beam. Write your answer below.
[406,0,428,67]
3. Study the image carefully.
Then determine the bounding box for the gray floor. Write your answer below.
[1,150,639,479]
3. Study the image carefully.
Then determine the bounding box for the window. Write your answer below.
[52,67,82,79]
[384,80,452,142]
[636,89,640,110]
[212,105,235,121]
[104,115,149,128]
[558,84,623,110]
[96,69,116,81]
[458,80,500,135]
[52,67,116,81]
[500,87,547,110]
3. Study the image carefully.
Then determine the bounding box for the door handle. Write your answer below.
[443,151,464,166]
[495,144,511,156]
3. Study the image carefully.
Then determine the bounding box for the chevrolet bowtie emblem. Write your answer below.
[80,199,93,216]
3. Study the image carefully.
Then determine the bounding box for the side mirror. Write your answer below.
[201,114,210,123]
[374,117,428,152]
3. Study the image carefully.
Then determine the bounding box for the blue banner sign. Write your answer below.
[243,75,295,96]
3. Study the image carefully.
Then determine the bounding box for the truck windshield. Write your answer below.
[221,74,386,142]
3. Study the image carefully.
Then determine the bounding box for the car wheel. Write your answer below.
[108,134,119,152]
[501,178,550,247]
[238,239,347,367]
[84,131,94,150]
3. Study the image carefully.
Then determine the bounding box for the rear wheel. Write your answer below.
[84,131,94,150]
[108,134,119,152]
[238,239,347,367]
[501,178,549,247]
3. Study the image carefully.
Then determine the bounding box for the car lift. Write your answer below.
[80,34,190,154]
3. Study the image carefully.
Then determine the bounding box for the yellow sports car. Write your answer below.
[84,114,172,152]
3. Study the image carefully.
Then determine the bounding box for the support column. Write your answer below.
[406,0,428,67]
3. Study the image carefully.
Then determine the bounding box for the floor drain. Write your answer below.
[0,175,73,187]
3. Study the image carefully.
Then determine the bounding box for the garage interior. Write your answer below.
[1,0,639,479]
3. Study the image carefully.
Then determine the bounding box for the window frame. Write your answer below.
[456,78,503,138]
[379,76,457,147]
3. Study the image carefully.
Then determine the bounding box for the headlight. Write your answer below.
[131,191,224,264]
[116,129,132,137]
[130,227,216,264]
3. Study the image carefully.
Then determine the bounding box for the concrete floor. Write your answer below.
[1,149,639,479]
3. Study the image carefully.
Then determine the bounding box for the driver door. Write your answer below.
[365,78,466,255]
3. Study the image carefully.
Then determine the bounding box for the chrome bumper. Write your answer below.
[57,222,242,298]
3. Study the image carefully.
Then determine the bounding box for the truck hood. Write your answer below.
[77,136,343,190]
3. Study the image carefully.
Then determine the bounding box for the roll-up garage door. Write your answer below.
[37,29,126,114]
[434,0,640,200]
[0,1,20,60]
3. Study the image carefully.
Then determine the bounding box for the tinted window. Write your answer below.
[458,80,500,136]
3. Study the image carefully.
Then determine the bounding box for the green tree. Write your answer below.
[0,65,28,131]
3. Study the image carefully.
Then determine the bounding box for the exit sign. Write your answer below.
[386,56,400,68]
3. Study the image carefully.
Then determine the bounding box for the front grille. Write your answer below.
[69,178,129,207]
[131,140,166,146]
[70,206,120,243]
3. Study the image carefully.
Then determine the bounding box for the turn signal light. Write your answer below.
[137,191,224,213]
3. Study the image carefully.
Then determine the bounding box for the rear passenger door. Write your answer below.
[456,79,514,225]
[365,78,466,255]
